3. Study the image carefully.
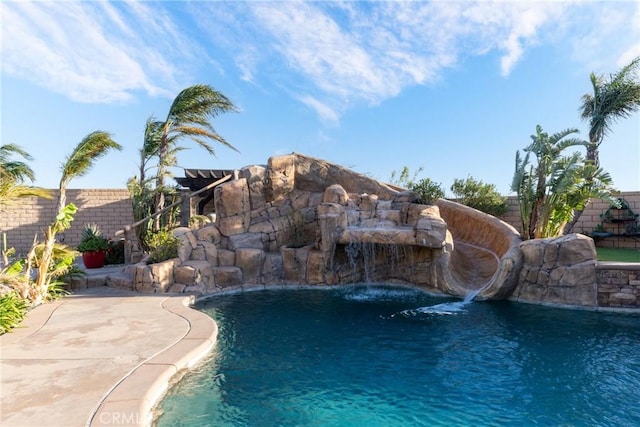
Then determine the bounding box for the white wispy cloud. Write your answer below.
[2,0,637,118]
[566,1,640,73]
[297,95,340,123]
[0,1,195,103]
[195,1,572,118]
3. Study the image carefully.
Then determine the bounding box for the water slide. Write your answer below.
[436,199,523,299]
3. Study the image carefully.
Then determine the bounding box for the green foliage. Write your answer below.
[580,56,640,165]
[388,166,424,188]
[409,178,445,204]
[59,131,122,190]
[511,150,534,238]
[128,84,236,254]
[150,84,237,225]
[0,265,30,302]
[511,125,617,239]
[189,215,211,229]
[2,232,15,268]
[146,229,181,263]
[0,143,36,182]
[0,144,52,212]
[0,291,28,334]
[1,133,117,315]
[28,242,75,298]
[127,176,181,250]
[105,239,125,265]
[388,166,444,204]
[450,176,508,216]
[127,176,155,249]
[54,203,78,234]
[77,224,110,252]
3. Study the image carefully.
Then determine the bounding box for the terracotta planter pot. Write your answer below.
[82,250,106,269]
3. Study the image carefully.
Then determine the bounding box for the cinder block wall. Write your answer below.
[0,189,134,255]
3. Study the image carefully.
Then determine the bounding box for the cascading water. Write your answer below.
[345,241,377,282]
[393,287,483,317]
[344,241,414,283]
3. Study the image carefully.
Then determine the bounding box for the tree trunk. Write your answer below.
[563,208,583,234]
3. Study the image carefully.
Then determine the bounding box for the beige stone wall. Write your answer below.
[597,264,640,308]
[0,189,134,255]
[500,191,640,249]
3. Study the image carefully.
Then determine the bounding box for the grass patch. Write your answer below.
[596,247,640,263]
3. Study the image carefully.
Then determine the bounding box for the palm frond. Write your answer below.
[60,131,122,186]
[580,56,640,149]
[0,183,52,211]
[167,84,237,122]
[143,118,163,157]
[0,144,36,183]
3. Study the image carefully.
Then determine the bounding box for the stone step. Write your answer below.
[104,272,134,291]
[68,266,134,291]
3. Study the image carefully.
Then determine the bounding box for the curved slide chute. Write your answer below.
[436,199,523,300]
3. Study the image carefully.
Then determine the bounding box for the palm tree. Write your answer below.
[32,131,121,304]
[1,144,50,268]
[511,150,535,239]
[56,131,122,213]
[140,117,162,185]
[511,125,616,240]
[580,56,640,167]
[153,84,238,219]
[564,56,640,233]
[524,126,585,239]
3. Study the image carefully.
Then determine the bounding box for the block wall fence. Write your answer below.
[0,189,134,255]
[1,189,638,256]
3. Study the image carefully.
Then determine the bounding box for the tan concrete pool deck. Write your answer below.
[0,268,217,427]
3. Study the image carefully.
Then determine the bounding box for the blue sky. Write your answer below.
[1,0,639,195]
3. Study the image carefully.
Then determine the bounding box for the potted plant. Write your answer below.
[77,224,110,269]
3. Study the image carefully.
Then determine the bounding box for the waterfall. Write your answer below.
[344,241,412,283]
[345,241,377,282]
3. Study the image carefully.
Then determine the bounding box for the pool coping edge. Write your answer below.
[88,295,218,427]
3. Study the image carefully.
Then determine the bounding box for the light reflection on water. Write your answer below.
[155,285,640,427]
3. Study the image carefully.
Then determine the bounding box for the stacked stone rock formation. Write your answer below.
[513,233,599,306]
[126,153,527,299]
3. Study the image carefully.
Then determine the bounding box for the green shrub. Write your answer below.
[77,224,110,252]
[146,229,180,263]
[409,178,445,204]
[0,291,28,334]
[450,176,509,216]
[388,166,444,204]
[189,215,211,229]
[105,239,125,265]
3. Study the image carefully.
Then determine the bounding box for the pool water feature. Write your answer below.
[155,286,640,426]
[393,287,483,317]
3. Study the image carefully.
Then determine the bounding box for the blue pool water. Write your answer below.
[155,286,640,426]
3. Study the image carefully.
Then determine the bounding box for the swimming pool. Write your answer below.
[155,286,640,426]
